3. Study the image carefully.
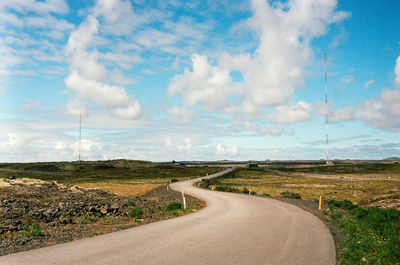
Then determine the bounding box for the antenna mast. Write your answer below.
[324,52,329,165]
[79,113,82,161]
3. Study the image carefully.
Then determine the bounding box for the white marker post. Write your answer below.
[182,191,186,210]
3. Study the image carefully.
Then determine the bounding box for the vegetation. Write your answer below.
[165,202,182,211]
[128,207,144,220]
[21,223,42,237]
[326,200,400,265]
[170,178,179,183]
[0,160,220,185]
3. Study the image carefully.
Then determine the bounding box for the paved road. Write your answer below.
[0,168,336,265]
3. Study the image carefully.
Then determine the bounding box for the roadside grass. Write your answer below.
[326,200,400,265]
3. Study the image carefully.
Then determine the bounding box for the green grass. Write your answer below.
[328,201,400,265]
[21,223,42,237]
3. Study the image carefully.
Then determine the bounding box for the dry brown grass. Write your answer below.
[77,183,162,197]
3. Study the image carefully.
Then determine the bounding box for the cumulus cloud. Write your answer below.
[64,0,142,120]
[216,144,238,156]
[168,53,233,110]
[168,0,348,120]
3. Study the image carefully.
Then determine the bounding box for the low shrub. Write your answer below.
[280,191,301,199]
[242,187,249,194]
[262,193,271,197]
[170,178,179,183]
[165,202,182,211]
[128,207,143,219]
[327,199,356,210]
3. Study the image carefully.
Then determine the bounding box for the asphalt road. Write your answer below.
[0,168,336,265]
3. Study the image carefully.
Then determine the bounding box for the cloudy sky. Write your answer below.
[1,0,400,162]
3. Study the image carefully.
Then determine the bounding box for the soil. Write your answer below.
[0,178,203,256]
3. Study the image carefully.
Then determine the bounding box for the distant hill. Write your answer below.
[382,157,400,161]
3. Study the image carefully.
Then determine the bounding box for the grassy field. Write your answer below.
[0,160,220,196]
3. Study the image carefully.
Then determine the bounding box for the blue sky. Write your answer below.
[1,0,400,162]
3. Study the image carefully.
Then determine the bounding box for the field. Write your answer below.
[0,160,220,196]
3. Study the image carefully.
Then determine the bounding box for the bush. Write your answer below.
[199,178,217,189]
[280,191,301,199]
[215,185,240,193]
[170,178,179,183]
[165,202,182,211]
[242,187,249,194]
[128,207,143,219]
[263,193,271,197]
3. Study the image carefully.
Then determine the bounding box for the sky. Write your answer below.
[1,0,400,162]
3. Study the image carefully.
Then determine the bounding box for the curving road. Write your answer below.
[0,168,336,265]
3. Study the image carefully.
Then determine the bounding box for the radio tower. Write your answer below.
[324,52,330,165]
[79,113,82,161]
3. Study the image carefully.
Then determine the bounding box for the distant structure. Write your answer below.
[246,163,258,169]
[79,113,82,161]
[324,52,333,166]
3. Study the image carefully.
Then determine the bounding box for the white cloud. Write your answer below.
[216,144,238,156]
[64,0,142,120]
[364,79,375,89]
[268,101,312,124]
[165,137,193,152]
[395,55,400,87]
[332,89,400,131]
[168,0,348,120]
[168,53,233,110]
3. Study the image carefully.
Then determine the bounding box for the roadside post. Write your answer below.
[182,191,186,210]
[318,196,322,211]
